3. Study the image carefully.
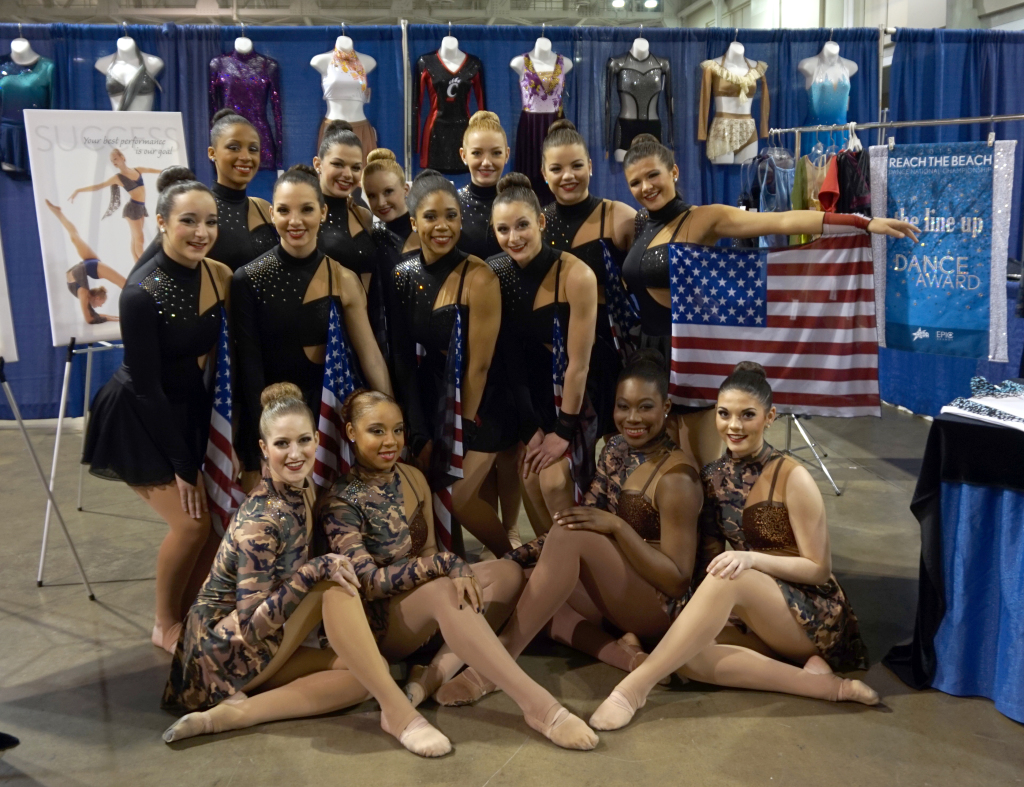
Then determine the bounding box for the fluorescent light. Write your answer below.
[612,0,624,7]
[644,0,657,7]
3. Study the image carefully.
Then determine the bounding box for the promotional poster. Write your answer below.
[24,109,188,347]
[870,140,1014,362]
[0,228,17,362]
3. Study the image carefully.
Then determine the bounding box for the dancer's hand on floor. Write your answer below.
[176,474,208,520]
[706,550,756,580]
[328,555,360,596]
[554,506,621,536]
[452,575,483,613]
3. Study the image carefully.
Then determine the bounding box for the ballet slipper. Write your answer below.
[433,667,497,707]
[405,664,445,709]
[524,703,598,751]
[834,677,880,706]
[381,713,451,758]
[589,688,644,731]
[507,522,523,551]
[803,655,834,675]
[152,622,183,655]
[163,711,213,743]
[618,633,671,686]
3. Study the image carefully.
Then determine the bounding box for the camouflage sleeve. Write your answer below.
[322,497,471,601]
[582,442,616,510]
[503,533,547,569]
[233,515,342,643]
[695,482,725,581]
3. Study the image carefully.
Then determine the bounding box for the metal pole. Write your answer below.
[401,18,411,182]
[77,344,93,510]
[877,25,885,146]
[1,359,95,600]
[792,415,841,496]
[771,112,1024,137]
[38,338,75,587]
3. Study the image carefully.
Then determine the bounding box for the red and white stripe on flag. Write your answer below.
[203,309,245,537]
[669,234,881,418]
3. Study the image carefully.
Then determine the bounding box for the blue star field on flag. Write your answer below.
[669,245,768,328]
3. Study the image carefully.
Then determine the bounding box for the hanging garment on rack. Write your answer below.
[804,155,828,211]
[209,51,283,170]
[819,155,840,212]
[790,155,812,246]
[606,51,674,152]
[836,149,871,216]
[515,53,565,206]
[800,61,850,156]
[758,156,795,248]
[106,47,161,112]
[0,56,54,172]
[414,51,485,173]
[698,55,769,161]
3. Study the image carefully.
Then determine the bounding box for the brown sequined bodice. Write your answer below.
[618,453,694,542]
[740,458,799,554]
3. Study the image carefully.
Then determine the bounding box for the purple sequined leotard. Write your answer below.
[209,51,283,170]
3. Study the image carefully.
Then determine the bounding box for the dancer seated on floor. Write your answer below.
[161,383,451,757]
[46,199,125,324]
[587,362,877,731]
[421,349,704,706]
[316,389,598,751]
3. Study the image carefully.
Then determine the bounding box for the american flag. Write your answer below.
[551,312,597,503]
[203,308,245,536]
[431,307,465,551]
[599,239,641,361]
[669,234,880,417]
[312,300,361,487]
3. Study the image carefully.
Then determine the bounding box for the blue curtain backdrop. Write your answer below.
[880,28,1024,415]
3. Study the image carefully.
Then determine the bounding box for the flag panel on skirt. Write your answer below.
[203,308,245,536]
[669,234,880,418]
[431,306,465,551]
[313,300,360,488]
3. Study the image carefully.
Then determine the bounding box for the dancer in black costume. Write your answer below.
[487,173,598,536]
[361,148,419,257]
[231,164,391,481]
[456,111,509,261]
[82,167,232,654]
[389,170,519,558]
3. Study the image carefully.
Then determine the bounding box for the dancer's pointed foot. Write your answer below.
[162,711,212,743]
[152,621,183,654]
[433,667,497,707]
[589,688,644,731]
[803,654,833,675]
[835,677,880,706]
[381,713,451,758]
[524,703,597,750]
[44,199,61,215]
[405,664,445,709]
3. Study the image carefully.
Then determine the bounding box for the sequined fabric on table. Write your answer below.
[209,51,283,170]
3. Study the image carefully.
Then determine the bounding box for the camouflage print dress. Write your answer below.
[162,475,345,712]
[318,462,474,642]
[700,442,869,672]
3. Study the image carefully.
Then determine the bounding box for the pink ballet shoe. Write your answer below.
[433,667,497,707]
[618,633,671,686]
[524,704,598,750]
[405,664,445,709]
[151,622,183,655]
[834,676,880,706]
[589,688,644,731]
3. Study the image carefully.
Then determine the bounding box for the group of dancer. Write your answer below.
[78,107,920,755]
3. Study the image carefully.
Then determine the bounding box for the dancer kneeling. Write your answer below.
[430,350,703,705]
[589,362,876,731]
[162,383,450,757]
[317,389,598,751]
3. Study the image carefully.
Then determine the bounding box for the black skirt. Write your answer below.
[514,110,558,206]
[83,367,209,487]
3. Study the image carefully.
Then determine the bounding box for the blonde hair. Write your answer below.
[362,148,405,186]
[258,382,314,440]
[462,110,507,148]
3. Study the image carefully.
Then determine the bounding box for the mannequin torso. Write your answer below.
[509,37,573,77]
[234,36,253,56]
[311,35,377,123]
[717,42,756,116]
[797,42,858,90]
[95,37,164,112]
[607,37,672,162]
[10,39,40,67]
[437,36,466,72]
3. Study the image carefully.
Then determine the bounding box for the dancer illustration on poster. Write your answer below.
[68,148,161,261]
[45,200,124,324]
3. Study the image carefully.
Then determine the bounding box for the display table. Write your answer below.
[884,400,1024,723]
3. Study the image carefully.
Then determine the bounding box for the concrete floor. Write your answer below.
[0,406,1022,787]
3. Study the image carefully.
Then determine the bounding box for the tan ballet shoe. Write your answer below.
[152,622,183,655]
[524,704,598,750]
[433,667,497,707]
[589,688,643,731]
[803,655,834,676]
[381,714,451,758]
[405,664,445,709]
[162,711,212,743]
[617,633,671,686]
[835,677,880,706]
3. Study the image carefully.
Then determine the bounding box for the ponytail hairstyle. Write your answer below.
[617,348,669,400]
[542,118,589,163]
[156,165,212,220]
[406,168,459,216]
[210,107,258,148]
[318,119,362,159]
[273,163,325,208]
[362,147,405,186]
[718,361,773,411]
[462,110,507,148]
[493,172,541,219]
[622,133,676,172]
[340,388,400,428]
[258,382,315,441]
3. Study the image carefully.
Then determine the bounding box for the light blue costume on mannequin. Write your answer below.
[800,63,850,156]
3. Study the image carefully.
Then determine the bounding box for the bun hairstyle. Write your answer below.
[623,133,675,172]
[406,168,458,216]
[362,147,405,185]
[89,286,108,302]
[617,348,669,399]
[340,388,399,428]
[493,172,542,218]
[718,361,773,410]
[258,382,314,440]
[463,110,507,148]
[155,165,211,219]
[542,118,589,161]
[318,119,362,159]
[210,108,257,148]
[273,163,325,208]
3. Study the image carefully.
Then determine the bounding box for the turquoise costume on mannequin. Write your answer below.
[800,62,850,156]
[0,56,54,172]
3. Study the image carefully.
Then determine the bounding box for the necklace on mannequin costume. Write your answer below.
[312,36,378,165]
[698,41,769,164]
